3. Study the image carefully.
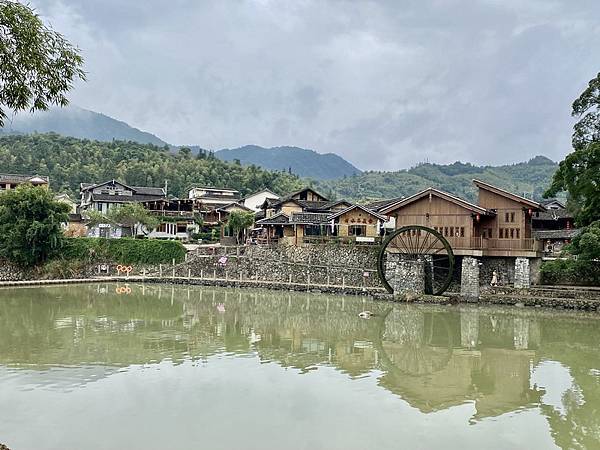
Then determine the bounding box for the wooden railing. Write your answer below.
[446,236,541,252]
[302,236,382,246]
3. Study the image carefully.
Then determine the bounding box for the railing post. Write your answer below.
[188,269,191,280]
[200,269,203,279]
[159,264,163,278]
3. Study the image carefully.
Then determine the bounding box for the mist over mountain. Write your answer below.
[5,106,168,147]
[215,145,362,180]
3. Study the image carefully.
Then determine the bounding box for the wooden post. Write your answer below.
[159,264,163,277]
[200,269,203,279]
[143,268,146,280]
[342,276,345,289]
[172,267,175,280]
[289,273,292,285]
[213,269,216,280]
[188,269,191,280]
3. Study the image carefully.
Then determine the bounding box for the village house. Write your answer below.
[256,187,386,245]
[188,186,241,224]
[240,188,280,213]
[0,173,49,190]
[532,199,579,256]
[380,179,545,257]
[79,180,186,238]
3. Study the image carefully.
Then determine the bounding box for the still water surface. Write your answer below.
[1,284,599,450]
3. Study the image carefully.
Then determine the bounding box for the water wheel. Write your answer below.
[377,225,455,296]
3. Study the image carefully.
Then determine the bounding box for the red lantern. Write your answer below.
[476,213,480,222]
[528,208,532,216]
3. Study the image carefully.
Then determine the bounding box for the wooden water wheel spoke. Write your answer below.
[377,225,455,296]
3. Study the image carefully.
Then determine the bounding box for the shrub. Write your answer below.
[540,259,600,286]
[62,237,186,265]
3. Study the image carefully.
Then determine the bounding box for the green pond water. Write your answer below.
[0,284,599,450]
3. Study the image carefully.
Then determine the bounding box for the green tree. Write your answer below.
[546,73,600,225]
[0,1,85,126]
[108,203,159,237]
[226,210,255,244]
[568,221,600,260]
[0,184,70,266]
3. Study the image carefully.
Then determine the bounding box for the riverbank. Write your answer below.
[2,275,599,311]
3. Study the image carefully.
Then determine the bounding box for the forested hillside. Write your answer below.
[0,134,303,198]
[320,156,560,203]
[216,145,362,180]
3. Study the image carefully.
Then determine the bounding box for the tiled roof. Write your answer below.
[0,173,49,184]
[381,187,491,215]
[256,212,290,225]
[290,212,331,224]
[534,209,573,221]
[533,229,580,240]
[327,204,388,221]
[90,193,165,202]
[366,196,405,212]
[472,179,542,209]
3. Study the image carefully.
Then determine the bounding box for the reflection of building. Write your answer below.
[377,307,543,419]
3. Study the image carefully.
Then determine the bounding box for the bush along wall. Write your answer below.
[62,238,187,265]
[540,259,600,286]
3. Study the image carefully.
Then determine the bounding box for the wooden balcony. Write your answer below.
[302,236,382,246]
[445,236,542,256]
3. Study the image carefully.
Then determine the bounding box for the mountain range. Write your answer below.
[1,106,560,201]
[5,106,361,180]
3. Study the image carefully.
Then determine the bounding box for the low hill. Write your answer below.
[318,156,560,203]
[0,133,302,199]
[216,145,362,180]
[4,106,168,147]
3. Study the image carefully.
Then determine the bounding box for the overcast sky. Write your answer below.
[28,0,600,171]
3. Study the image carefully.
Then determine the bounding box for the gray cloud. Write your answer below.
[29,0,600,170]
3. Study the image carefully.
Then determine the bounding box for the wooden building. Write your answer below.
[257,188,385,245]
[0,173,49,190]
[381,180,544,257]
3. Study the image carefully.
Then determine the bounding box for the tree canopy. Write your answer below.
[0,184,70,266]
[0,133,304,199]
[0,1,85,126]
[546,73,600,226]
[227,210,255,244]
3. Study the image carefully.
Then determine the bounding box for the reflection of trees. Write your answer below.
[536,320,600,450]
[1,283,600,448]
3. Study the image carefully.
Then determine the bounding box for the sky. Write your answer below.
[28,0,600,171]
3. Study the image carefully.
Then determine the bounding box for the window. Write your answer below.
[449,226,454,237]
[516,229,520,239]
[349,225,366,236]
[460,227,465,237]
[510,228,514,239]
[444,227,448,237]
[510,212,515,222]
[499,228,504,239]
[305,225,323,236]
[505,212,509,222]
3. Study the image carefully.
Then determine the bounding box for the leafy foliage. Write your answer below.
[63,237,186,265]
[0,184,70,266]
[226,210,255,244]
[89,203,160,237]
[319,156,559,203]
[568,221,600,261]
[0,133,304,198]
[546,73,600,226]
[540,259,600,286]
[0,1,85,126]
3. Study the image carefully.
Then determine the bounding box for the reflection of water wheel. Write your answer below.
[377,225,455,295]
[373,308,454,377]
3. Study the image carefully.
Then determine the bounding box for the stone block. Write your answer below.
[460,256,480,299]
